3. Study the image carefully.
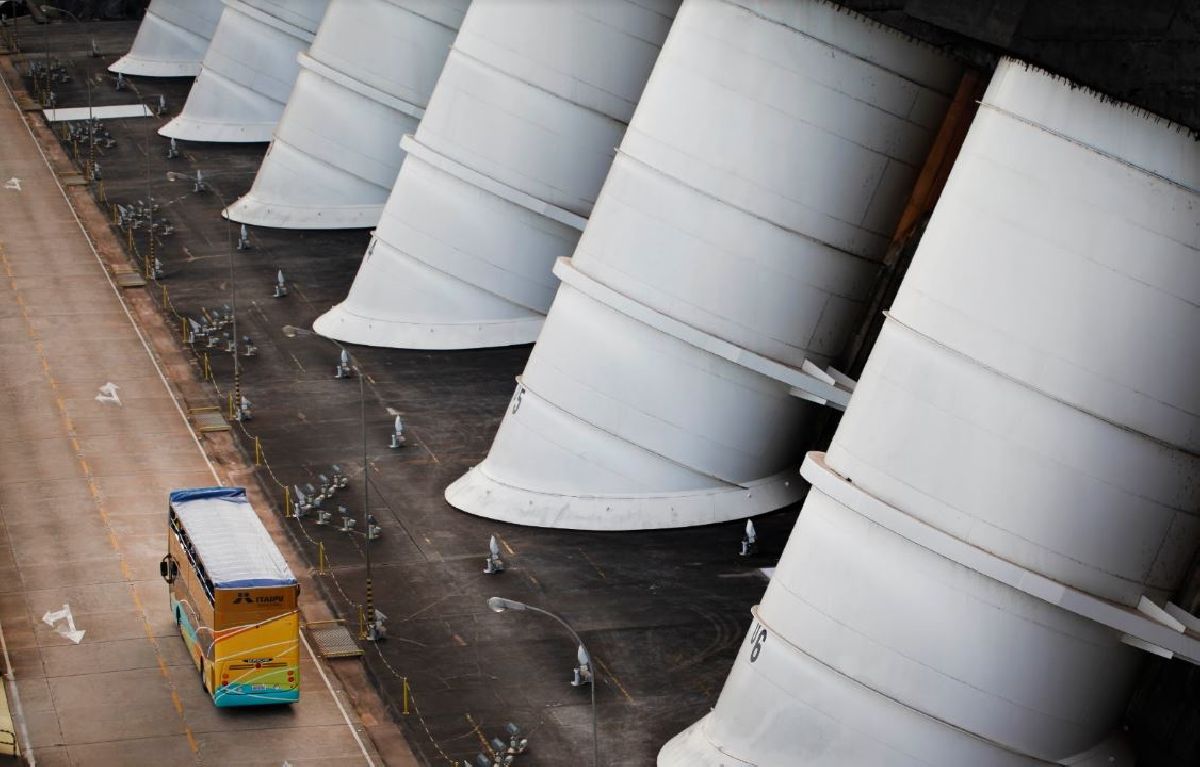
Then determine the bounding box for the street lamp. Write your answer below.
[41,5,94,180]
[38,2,52,105]
[167,170,243,415]
[486,597,598,766]
[0,1,21,52]
[282,324,380,641]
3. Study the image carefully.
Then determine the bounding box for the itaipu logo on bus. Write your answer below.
[232,591,285,605]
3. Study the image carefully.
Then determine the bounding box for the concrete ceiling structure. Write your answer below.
[159,0,329,143]
[312,0,680,349]
[223,0,470,229]
[109,0,223,77]
[658,58,1200,765]
[837,0,1200,136]
[444,0,961,530]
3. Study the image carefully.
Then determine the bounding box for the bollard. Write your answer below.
[317,542,328,575]
[202,352,211,381]
[254,436,262,466]
[402,678,411,715]
[357,606,366,641]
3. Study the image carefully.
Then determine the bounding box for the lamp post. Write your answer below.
[167,170,242,415]
[0,1,20,52]
[486,597,598,766]
[40,6,93,180]
[282,324,378,641]
[40,2,50,105]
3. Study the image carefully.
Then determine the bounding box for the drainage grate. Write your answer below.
[306,621,363,659]
[189,407,230,433]
[58,173,87,187]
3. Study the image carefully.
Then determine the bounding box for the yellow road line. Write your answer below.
[594,656,634,704]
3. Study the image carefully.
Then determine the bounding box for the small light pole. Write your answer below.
[168,170,245,414]
[41,3,49,105]
[40,6,93,180]
[486,597,597,766]
[283,325,380,641]
[0,1,22,53]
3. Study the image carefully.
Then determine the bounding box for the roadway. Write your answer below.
[0,32,403,766]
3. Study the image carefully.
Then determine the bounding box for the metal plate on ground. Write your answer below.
[58,172,86,186]
[189,407,230,433]
[111,268,145,288]
[307,621,363,659]
[43,104,152,122]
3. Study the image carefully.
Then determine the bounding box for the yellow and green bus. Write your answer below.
[161,487,300,707]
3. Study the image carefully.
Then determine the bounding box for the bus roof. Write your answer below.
[168,487,297,589]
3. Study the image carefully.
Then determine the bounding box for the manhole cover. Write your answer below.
[307,621,363,659]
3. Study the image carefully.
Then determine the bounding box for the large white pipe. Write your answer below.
[312,0,679,348]
[659,58,1200,765]
[444,0,961,530]
[159,0,330,143]
[223,0,469,229]
[109,0,223,78]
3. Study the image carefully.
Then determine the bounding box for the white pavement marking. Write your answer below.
[94,381,122,405]
[41,604,86,644]
[0,67,378,767]
[3,176,19,190]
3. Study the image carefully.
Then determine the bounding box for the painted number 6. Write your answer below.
[750,626,768,663]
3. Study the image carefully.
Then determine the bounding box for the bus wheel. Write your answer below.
[175,607,181,626]
[198,657,206,692]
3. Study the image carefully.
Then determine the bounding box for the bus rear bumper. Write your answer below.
[213,685,299,708]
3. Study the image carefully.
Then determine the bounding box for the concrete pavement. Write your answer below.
[0,51,396,766]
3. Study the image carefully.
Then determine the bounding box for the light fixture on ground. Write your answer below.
[486,597,596,766]
[282,324,383,641]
